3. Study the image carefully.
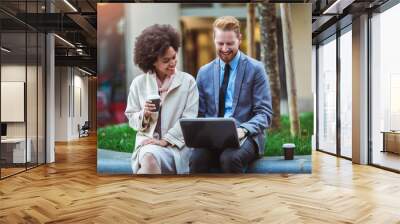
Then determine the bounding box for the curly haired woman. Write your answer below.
[125,24,199,174]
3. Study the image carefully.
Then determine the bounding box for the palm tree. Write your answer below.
[280,3,300,136]
[258,2,281,130]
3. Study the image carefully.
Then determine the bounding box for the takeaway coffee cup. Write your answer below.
[282,143,295,160]
[147,94,161,112]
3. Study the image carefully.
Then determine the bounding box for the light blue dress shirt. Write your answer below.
[219,51,241,118]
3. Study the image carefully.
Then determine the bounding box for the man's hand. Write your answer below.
[142,138,170,147]
[237,128,246,140]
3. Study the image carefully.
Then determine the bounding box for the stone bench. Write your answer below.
[97,149,311,174]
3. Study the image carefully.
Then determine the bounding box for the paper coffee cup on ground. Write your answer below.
[147,94,160,112]
[282,143,295,160]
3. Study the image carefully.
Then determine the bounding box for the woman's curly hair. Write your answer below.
[134,24,181,73]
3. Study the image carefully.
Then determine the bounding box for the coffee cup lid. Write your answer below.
[282,143,295,148]
[147,94,160,99]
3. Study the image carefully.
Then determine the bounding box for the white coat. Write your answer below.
[125,71,199,174]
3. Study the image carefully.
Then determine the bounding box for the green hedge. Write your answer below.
[98,112,313,156]
[265,112,313,156]
[98,123,136,153]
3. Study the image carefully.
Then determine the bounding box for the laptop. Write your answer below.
[179,118,240,149]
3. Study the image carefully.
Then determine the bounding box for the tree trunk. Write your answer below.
[246,3,256,58]
[280,3,300,136]
[258,2,281,130]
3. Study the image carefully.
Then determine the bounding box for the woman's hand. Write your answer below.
[143,101,156,118]
[142,138,169,147]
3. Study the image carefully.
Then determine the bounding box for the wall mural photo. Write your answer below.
[97,3,313,175]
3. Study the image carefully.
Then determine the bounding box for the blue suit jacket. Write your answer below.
[196,52,273,156]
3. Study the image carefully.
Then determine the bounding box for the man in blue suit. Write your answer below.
[190,16,273,173]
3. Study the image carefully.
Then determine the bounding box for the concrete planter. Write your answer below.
[97,149,311,174]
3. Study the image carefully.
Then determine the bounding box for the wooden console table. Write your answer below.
[381,131,400,154]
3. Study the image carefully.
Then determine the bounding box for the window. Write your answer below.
[0,1,46,179]
[370,3,400,171]
[340,28,352,158]
[317,36,337,154]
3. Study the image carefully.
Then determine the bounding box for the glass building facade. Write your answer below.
[315,0,400,172]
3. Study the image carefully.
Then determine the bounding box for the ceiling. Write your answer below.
[0,0,395,74]
[311,0,390,43]
[0,0,97,73]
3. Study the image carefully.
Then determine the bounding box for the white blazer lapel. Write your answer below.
[146,72,159,96]
[166,71,183,96]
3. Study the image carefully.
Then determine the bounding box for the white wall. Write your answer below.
[124,3,182,90]
[1,65,26,140]
[290,4,313,113]
[1,65,41,137]
[55,67,68,141]
[72,73,89,138]
[1,63,46,164]
[55,67,89,141]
